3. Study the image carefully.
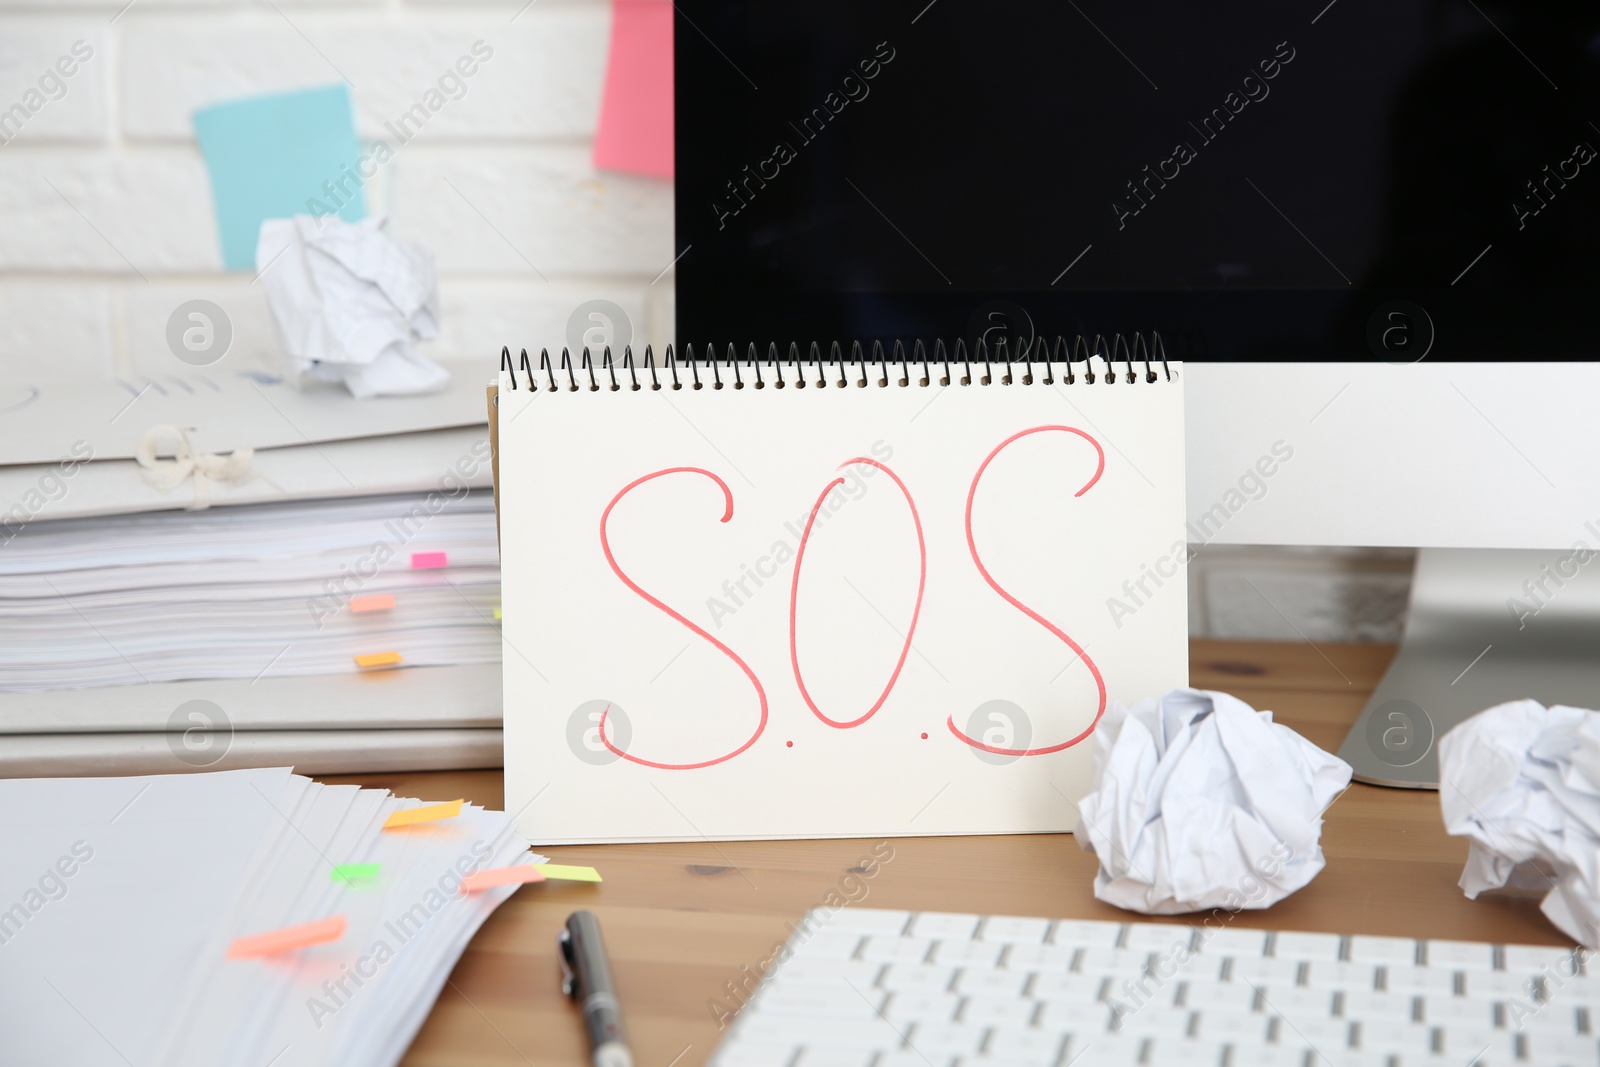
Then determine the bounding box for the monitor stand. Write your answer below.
[1337,547,1600,789]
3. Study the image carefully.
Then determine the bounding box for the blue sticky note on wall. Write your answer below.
[193,85,365,271]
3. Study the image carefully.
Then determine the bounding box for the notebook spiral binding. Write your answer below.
[498,334,1172,393]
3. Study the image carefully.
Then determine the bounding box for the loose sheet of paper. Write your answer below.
[500,369,1188,841]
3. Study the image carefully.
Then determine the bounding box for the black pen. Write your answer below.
[559,910,634,1067]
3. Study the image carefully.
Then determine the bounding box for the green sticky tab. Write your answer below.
[331,864,380,884]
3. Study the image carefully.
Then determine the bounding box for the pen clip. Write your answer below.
[557,926,579,999]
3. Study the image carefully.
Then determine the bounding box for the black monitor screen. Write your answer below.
[674,0,1600,357]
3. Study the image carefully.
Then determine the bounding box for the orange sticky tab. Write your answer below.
[350,594,395,614]
[227,914,346,958]
[459,864,547,893]
[355,651,402,669]
[383,798,464,829]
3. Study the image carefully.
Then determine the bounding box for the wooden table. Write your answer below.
[324,639,1567,1067]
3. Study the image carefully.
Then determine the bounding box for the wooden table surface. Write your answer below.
[323,639,1568,1067]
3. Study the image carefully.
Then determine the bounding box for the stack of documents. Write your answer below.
[0,767,542,1066]
[0,373,505,777]
[0,491,501,691]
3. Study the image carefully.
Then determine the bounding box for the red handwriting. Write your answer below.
[947,426,1108,757]
[599,467,769,769]
[789,458,926,728]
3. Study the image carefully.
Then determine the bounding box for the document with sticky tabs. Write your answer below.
[383,798,464,828]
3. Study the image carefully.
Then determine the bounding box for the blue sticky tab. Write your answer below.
[193,85,365,271]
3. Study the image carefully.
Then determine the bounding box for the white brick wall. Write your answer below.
[0,0,672,385]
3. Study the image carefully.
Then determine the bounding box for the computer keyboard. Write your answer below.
[707,907,1599,1067]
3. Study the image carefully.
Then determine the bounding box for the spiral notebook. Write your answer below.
[498,341,1188,842]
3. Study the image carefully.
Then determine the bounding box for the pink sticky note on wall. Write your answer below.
[594,0,674,179]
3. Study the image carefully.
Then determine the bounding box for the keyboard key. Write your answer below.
[1349,935,1418,965]
[1382,964,1457,995]
[1303,1054,1389,1067]
[1113,1005,1193,1037]
[1123,923,1195,953]
[1191,1009,1268,1042]
[1523,1032,1600,1063]
[1358,1020,1434,1055]
[813,908,911,935]
[1520,1003,1585,1035]
[882,992,959,1025]
[1003,943,1077,970]
[758,987,885,1020]
[1272,1015,1352,1050]
[875,1055,952,1067]
[1181,982,1258,1013]
[1504,944,1583,973]
[791,932,863,960]
[736,1016,901,1048]
[959,993,1037,1027]
[1258,986,1337,1021]
[1418,993,1494,1027]
[775,960,883,989]
[905,1021,985,1055]
[1230,1047,1313,1067]
[1194,926,1269,957]
[907,913,981,940]
[793,1048,874,1067]
[1062,1034,1143,1066]
[860,936,932,964]
[1230,957,1304,985]
[880,963,954,993]
[1273,931,1344,962]
[1079,947,1153,976]
[1050,920,1123,949]
[1461,970,1538,999]
[974,1028,1067,1066]
[1028,972,1106,1001]
[1424,939,1496,970]
[953,968,1029,997]
[929,940,1003,968]
[978,915,1050,943]
[1037,998,1117,1032]
[1434,1026,1516,1062]
[713,1041,800,1067]
[1342,991,1417,1024]
[1140,1037,1225,1066]
[1305,961,1378,991]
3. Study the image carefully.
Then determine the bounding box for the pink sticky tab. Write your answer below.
[459,864,548,893]
[410,552,447,570]
[228,915,346,959]
[350,594,395,613]
[594,0,674,178]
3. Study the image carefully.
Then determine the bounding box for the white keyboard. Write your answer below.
[708,907,1600,1067]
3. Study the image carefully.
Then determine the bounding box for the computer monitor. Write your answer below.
[674,0,1600,357]
[672,2,1600,786]
[1189,363,1600,787]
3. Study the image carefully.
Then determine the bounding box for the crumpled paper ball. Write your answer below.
[257,214,448,398]
[1440,699,1600,949]
[1074,688,1353,915]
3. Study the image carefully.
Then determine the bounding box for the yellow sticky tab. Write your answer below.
[355,651,402,669]
[492,607,503,620]
[383,798,464,829]
[539,864,603,883]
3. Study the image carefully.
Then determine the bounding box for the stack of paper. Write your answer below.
[0,768,548,1066]
[0,491,504,777]
[0,491,501,691]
